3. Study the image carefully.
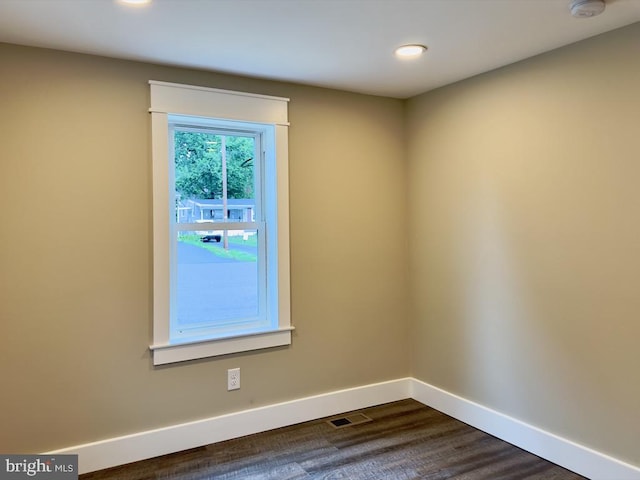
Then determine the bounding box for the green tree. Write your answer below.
[174,131,254,200]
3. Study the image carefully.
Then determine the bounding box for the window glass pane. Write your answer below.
[174,229,259,335]
[172,128,260,338]
[174,131,255,223]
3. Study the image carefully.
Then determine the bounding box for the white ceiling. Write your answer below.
[0,0,639,98]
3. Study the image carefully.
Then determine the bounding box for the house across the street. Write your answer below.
[177,198,255,223]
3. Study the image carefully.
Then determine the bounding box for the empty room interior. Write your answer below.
[0,1,639,479]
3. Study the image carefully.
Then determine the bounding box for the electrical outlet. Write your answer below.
[227,368,240,391]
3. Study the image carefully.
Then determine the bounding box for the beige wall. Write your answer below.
[0,44,409,452]
[406,23,640,465]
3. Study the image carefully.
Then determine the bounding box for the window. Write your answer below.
[149,81,292,365]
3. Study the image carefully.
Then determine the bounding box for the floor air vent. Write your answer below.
[327,412,373,429]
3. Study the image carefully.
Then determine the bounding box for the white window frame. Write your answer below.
[149,81,292,365]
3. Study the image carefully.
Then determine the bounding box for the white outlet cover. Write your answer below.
[227,368,240,391]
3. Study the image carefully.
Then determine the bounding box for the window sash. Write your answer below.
[170,225,268,337]
[174,221,262,232]
[169,124,269,342]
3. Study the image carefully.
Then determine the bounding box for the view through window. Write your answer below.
[172,127,266,341]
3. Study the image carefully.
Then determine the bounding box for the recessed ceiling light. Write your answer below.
[117,0,152,6]
[395,44,427,59]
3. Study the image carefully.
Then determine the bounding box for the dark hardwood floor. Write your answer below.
[81,399,586,479]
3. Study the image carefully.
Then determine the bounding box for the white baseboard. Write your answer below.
[46,378,410,474]
[46,377,640,479]
[409,379,640,480]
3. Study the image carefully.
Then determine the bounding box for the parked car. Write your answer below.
[195,220,222,243]
[201,234,221,243]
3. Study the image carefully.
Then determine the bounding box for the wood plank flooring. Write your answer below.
[81,399,586,479]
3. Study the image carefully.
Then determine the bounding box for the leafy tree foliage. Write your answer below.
[174,131,254,200]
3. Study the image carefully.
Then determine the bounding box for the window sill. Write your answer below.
[150,327,294,365]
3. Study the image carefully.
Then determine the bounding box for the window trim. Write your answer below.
[148,81,292,365]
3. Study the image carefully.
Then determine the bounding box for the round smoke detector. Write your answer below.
[569,0,606,18]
